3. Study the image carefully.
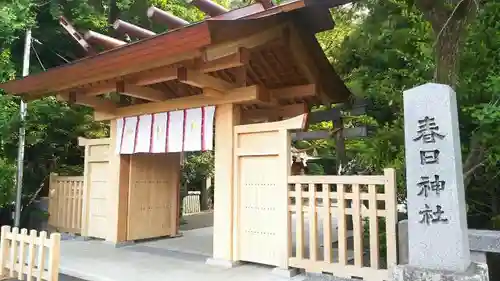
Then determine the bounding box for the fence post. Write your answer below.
[48,232,61,281]
[0,225,10,276]
[49,173,57,187]
[48,173,57,230]
[384,168,398,268]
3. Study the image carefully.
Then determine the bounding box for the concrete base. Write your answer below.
[103,240,135,248]
[205,258,242,269]
[392,263,489,281]
[271,267,299,278]
[304,272,355,281]
[170,233,184,238]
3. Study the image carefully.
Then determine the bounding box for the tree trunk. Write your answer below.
[416,0,477,87]
[415,0,481,185]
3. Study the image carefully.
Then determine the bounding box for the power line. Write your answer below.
[31,42,46,71]
[32,37,71,63]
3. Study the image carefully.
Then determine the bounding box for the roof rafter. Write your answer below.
[84,30,127,50]
[147,6,190,29]
[113,19,156,39]
[187,0,229,16]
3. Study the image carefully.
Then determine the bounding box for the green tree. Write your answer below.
[311,0,500,230]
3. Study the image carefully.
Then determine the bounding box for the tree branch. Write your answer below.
[414,0,451,31]
[462,135,486,187]
[433,0,466,47]
[463,158,486,178]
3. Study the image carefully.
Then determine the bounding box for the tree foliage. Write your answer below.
[309,0,500,229]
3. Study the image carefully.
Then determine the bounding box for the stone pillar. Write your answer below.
[392,83,488,281]
[206,104,241,268]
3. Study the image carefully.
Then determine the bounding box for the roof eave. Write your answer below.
[0,22,213,97]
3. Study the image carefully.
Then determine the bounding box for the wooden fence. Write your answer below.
[0,226,60,281]
[287,168,397,281]
[182,191,201,214]
[48,174,84,234]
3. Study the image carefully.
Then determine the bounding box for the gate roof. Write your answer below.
[0,0,353,120]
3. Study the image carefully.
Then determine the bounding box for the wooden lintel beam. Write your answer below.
[242,103,307,122]
[177,67,235,92]
[120,83,167,102]
[95,85,265,121]
[271,84,316,100]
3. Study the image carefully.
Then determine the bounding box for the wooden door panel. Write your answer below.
[127,153,180,240]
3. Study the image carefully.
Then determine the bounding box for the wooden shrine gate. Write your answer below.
[231,115,398,281]
[126,153,180,240]
[232,115,304,268]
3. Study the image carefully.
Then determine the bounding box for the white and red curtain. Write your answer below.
[115,106,216,154]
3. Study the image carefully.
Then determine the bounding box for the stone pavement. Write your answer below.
[58,212,359,281]
[60,238,307,281]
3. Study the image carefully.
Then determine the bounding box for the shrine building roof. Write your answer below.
[0,0,353,121]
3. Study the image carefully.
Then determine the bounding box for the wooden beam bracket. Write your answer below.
[177,67,236,92]
[120,83,168,102]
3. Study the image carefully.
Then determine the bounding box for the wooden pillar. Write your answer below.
[211,104,240,263]
[106,120,130,243]
[334,117,347,174]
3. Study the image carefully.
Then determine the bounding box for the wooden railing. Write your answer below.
[287,168,397,281]
[183,191,201,214]
[48,173,84,234]
[0,226,60,281]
